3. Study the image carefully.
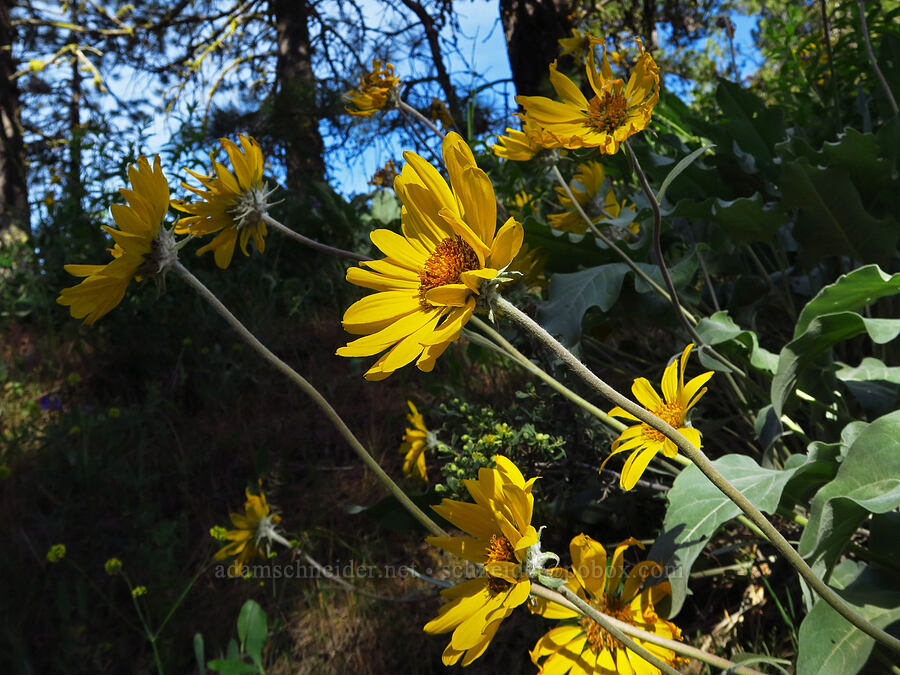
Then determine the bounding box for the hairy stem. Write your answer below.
[263,214,371,261]
[494,294,900,653]
[530,584,766,675]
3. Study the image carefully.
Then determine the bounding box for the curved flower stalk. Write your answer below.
[173,134,271,269]
[336,131,523,380]
[424,455,539,666]
[517,38,659,154]
[549,161,635,236]
[532,535,683,674]
[213,488,288,577]
[57,155,176,324]
[343,57,400,117]
[399,400,434,482]
[603,344,712,490]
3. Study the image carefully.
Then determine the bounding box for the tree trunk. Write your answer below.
[271,0,325,199]
[499,0,575,98]
[0,0,29,239]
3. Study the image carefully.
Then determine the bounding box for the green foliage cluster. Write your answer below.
[429,392,566,500]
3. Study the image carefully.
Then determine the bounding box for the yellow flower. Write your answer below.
[46,544,66,563]
[214,489,283,577]
[548,161,635,235]
[104,558,123,575]
[173,134,269,269]
[604,344,713,490]
[531,534,683,674]
[343,57,400,117]
[508,242,548,289]
[424,456,540,666]
[368,159,399,188]
[336,132,524,380]
[428,97,455,130]
[400,400,432,482]
[57,156,172,325]
[558,28,591,58]
[492,115,566,161]
[131,586,148,598]
[517,38,659,154]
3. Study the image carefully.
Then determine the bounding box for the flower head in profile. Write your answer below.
[173,134,271,269]
[549,161,635,236]
[604,344,712,490]
[400,400,436,482]
[336,132,523,380]
[424,456,540,666]
[343,57,400,117]
[531,534,683,674]
[214,488,284,577]
[57,156,174,324]
[46,544,66,563]
[517,37,659,154]
[492,115,566,162]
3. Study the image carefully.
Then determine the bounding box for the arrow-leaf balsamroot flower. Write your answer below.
[424,456,539,666]
[173,134,271,269]
[343,57,400,117]
[214,488,284,577]
[604,344,713,490]
[517,38,659,154]
[337,132,523,380]
[531,534,683,673]
[57,155,174,324]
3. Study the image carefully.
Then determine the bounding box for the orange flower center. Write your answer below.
[587,91,628,134]
[484,534,517,596]
[580,595,635,653]
[418,236,480,307]
[641,400,685,442]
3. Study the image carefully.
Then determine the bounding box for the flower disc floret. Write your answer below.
[336,132,524,380]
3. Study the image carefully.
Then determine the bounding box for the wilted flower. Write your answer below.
[343,58,400,117]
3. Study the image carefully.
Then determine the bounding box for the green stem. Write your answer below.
[122,572,164,675]
[549,164,693,321]
[262,214,370,262]
[467,316,626,433]
[530,584,765,675]
[174,263,447,538]
[153,562,209,638]
[857,0,899,115]
[493,294,900,654]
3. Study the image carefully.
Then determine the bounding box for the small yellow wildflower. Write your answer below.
[531,534,684,673]
[173,134,270,269]
[517,37,659,154]
[214,489,284,577]
[46,544,66,563]
[131,586,147,598]
[368,159,400,188]
[603,344,713,490]
[343,58,400,117]
[400,400,432,482]
[104,558,123,575]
